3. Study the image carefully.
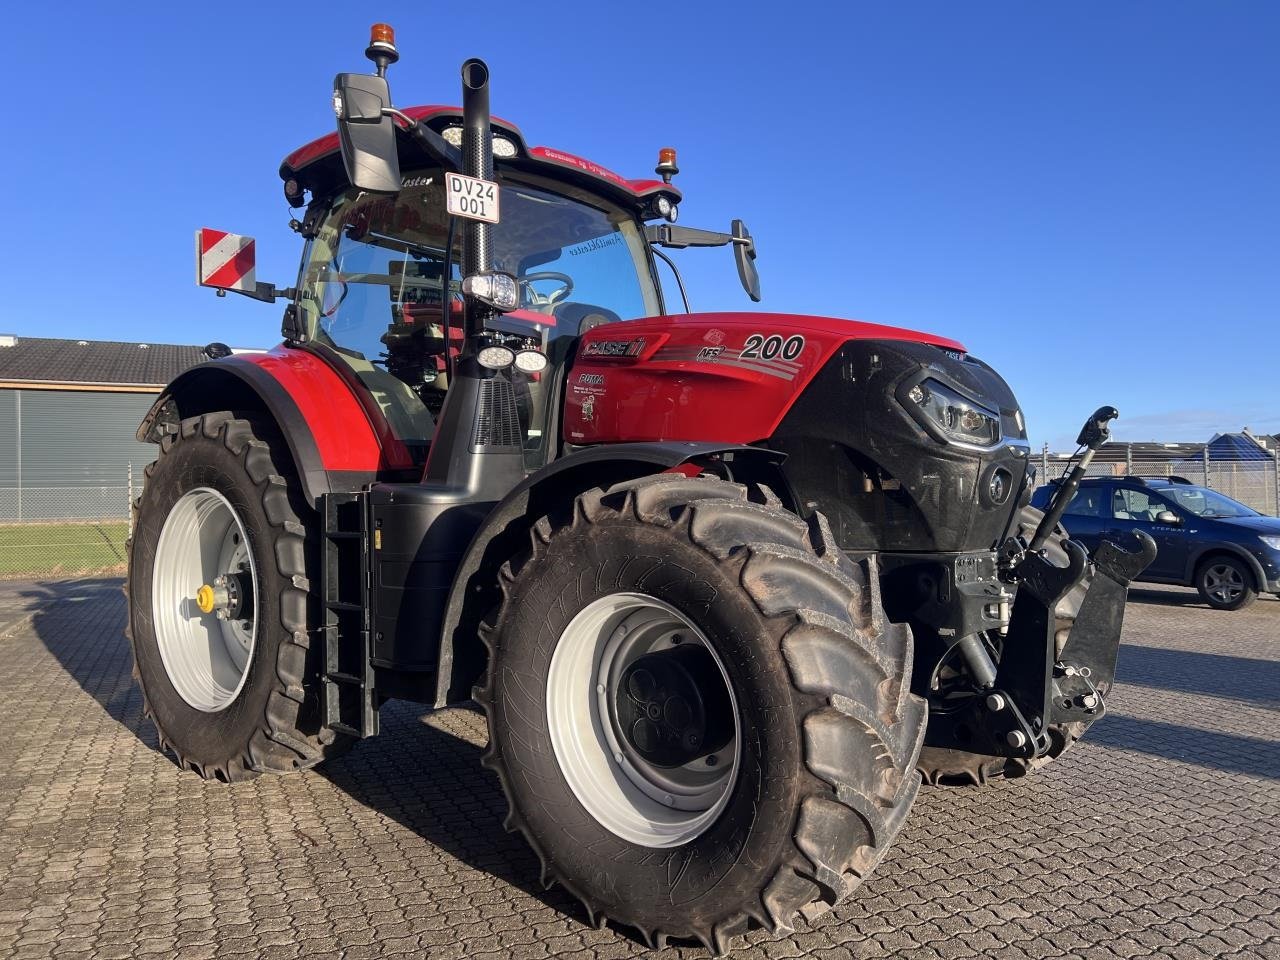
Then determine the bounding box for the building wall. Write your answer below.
[0,388,157,521]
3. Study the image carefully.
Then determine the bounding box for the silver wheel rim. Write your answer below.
[1204,563,1244,605]
[151,487,259,712]
[546,592,740,848]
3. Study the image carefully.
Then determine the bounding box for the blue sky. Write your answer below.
[1,3,1276,448]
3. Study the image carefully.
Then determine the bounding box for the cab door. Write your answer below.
[1107,486,1188,580]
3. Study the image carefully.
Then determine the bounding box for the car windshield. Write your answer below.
[1160,485,1258,518]
[294,170,661,465]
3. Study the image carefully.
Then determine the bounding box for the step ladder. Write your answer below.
[321,492,379,738]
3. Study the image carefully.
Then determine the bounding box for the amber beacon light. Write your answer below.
[366,23,399,73]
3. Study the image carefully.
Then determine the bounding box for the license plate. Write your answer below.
[446,173,500,223]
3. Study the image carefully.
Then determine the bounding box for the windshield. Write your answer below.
[295,170,661,465]
[1160,485,1258,518]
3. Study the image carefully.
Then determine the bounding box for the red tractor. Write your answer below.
[128,26,1154,954]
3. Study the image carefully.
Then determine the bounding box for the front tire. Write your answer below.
[476,475,925,952]
[126,413,349,781]
[1196,555,1257,611]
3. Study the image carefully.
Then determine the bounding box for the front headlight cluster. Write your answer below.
[1260,535,1280,551]
[906,379,1001,446]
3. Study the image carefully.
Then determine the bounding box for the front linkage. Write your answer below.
[926,407,1157,764]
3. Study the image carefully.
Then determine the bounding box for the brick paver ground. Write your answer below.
[0,578,1276,959]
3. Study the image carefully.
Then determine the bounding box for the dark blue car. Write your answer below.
[1031,476,1280,610]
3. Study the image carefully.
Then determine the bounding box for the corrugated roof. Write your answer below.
[0,336,206,387]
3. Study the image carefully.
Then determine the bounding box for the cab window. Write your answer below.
[294,171,661,469]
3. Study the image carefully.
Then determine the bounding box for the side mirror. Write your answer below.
[1155,510,1181,525]
[333,73,401,193]
[732,219,761,302]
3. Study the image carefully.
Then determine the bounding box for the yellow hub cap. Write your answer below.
[195,584,216,614]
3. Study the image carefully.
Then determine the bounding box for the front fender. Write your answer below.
[1183,542,1270,592]
[432,442,788,707]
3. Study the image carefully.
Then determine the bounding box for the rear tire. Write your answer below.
[476,474,925,952]
[126,413,350,781]
[1195,555,1257,611]
[917,504,1088,787]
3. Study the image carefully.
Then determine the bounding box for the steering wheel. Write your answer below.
[520,271,574,309]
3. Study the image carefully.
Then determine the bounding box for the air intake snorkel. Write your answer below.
[420,58,526,497]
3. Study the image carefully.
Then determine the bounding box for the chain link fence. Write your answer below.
[1037,444,1280,516]
[0,473,136,580]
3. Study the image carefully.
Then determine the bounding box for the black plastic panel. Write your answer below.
[770,339,1031,554]
[368,483,494,671]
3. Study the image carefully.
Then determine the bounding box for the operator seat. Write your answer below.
[553,302,617,352]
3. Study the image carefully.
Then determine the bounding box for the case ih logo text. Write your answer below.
[583,338,646,358]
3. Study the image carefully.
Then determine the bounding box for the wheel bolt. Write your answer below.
[671,634,682,645]
[1006,730,1028,749]
[613,752,623,764]
[986,693,1007,712]
[705,755,717,767]
[1079,693,1098,709]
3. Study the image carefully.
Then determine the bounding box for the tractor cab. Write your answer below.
[198,30,760,477]
[290,165,663,469]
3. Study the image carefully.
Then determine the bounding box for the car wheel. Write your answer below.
[1195,555,1257,611]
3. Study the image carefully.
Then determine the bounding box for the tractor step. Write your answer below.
[321,492,379,739]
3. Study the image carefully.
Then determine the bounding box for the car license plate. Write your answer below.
[446,173,499,223]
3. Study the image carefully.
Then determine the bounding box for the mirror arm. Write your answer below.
[383,108,463,170]
[215,283,297,304]
[645,224,734,249]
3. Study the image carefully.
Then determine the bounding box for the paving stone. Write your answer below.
[0,580,1276,958]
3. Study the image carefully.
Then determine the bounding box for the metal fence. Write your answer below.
[1038,444,1280,516]
[0,473,135,580]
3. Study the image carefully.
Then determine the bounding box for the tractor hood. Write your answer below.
[566,311,1028,553]
[565,311,970,447]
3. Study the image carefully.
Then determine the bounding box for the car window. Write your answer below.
[1162,485,1258,518]
[1112,488,1172,522]
[1063,487,1108,518]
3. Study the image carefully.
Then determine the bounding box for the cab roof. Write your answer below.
[279,105,681,214]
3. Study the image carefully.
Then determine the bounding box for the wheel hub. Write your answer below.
[195,570,254,620]
[614,645,733,768]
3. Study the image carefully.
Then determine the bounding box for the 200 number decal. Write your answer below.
[741,333,804,361]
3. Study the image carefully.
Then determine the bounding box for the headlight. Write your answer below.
[1260,535,1280,551]
[462,270,520,312]
[905,379,1001,446]
[476,344,516,369]
[513,349,548,373]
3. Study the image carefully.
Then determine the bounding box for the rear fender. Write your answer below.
[137,347,416,503]
[432,442,789,707]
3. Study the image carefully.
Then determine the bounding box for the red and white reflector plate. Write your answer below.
[196,228,256,292]
[445,173,500,223]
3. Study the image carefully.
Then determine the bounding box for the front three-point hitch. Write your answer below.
[928,405,1157,760]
